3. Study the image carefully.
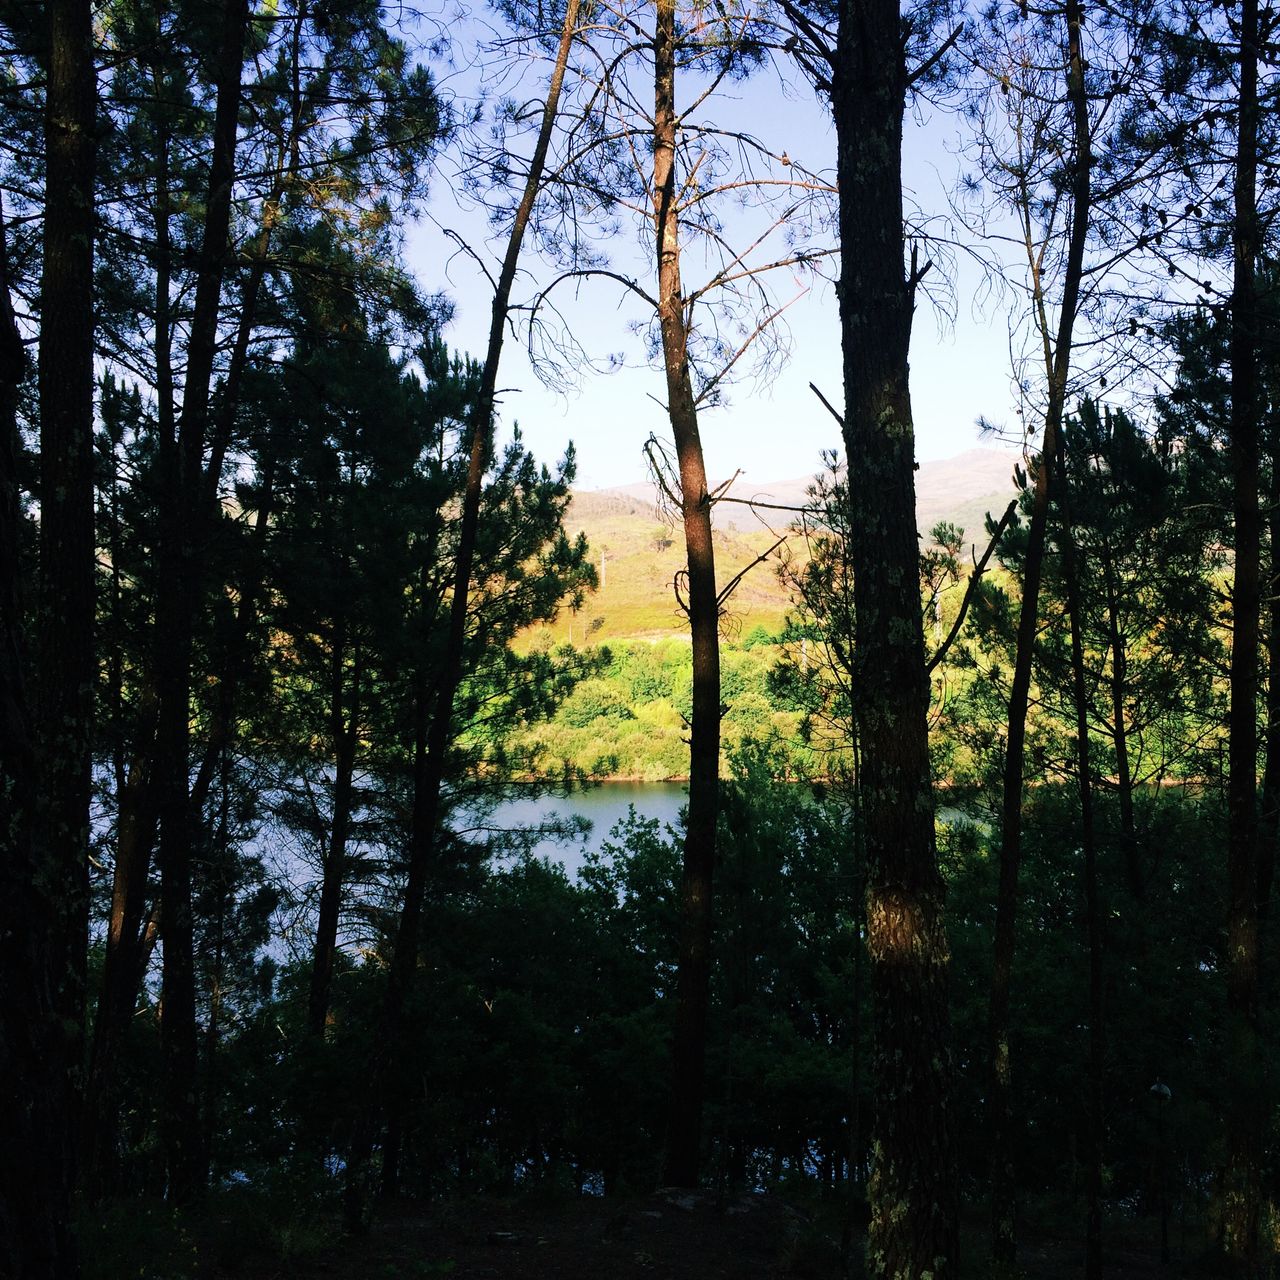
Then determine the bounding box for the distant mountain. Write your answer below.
[539,449,1020,644]
[703,448,1019,540]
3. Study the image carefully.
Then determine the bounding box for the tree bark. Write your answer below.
[0,0,97,1267]
[654,0,721,1190]
[832,0,958,1269]
[1258,471,1280,920]
[987,0,1093,1265]
[1223,0,1263,1263]
[1051,418,1105,1280]
[0,189,65,1280]
[344,0,583,1227]
[308,634,359,1037]
[155,0,248,1204]
[0,199,43,1273]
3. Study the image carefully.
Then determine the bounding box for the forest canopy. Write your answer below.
[1,0,1279,1277]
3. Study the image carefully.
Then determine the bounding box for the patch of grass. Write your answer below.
[79,1201,200,1280]
[199,1174,340,1271]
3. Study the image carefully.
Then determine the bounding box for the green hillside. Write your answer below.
[536,448,1020,645]
[547,490,794,644]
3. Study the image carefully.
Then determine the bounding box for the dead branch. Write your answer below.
[809,381,844,427]
[717,535,788,608]
[925,497,1018,675]
[907,23,965,91]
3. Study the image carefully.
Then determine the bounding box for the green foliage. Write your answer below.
[946,397,1226,802]
[88,755,1256,1264]
[511,637,804,779]
[560,677,635,728]
[946,783,1229,1207]
[19,0,1275,1261]
[79,1202,199,1280]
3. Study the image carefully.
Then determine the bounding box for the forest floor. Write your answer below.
[154,1188,1227,1280]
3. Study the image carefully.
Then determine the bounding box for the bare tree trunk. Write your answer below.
[832,0,958,1269]
[1051,423,1105,1280]
[0,0,97,1266]
[155,0,248,1204]
[308,635,359,1036]
[83,696,158,1193]
[1258,477,1280,921]
[1223,0,1263,1263]
[85,82,174,1185]
[344,0,583,1227]
[1103,549,1142,901]
[653,0,721,1190]
[0,197,59,1280]
[988,0,1093,1266]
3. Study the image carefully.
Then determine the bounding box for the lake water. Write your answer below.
[466,781,689,876]
[469,783,980,877]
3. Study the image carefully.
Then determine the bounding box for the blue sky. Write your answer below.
[405,44,1024,491]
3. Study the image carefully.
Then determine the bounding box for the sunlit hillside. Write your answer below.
[535,448,1020,644]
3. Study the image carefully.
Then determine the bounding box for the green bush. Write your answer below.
[560,677,636,728]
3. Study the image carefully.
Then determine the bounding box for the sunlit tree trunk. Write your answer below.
[832,0,958,1268]
[343,0,583,1227]
[654,0,721,1190]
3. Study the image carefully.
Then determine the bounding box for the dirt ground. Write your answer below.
[194,1190,1219,1280]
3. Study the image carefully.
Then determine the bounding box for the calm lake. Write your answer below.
[468,783,978,877]
[469,781,689,876]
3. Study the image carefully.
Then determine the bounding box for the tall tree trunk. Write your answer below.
[988,0,1093,1266]
[0,198,39,1279]
[841,743,866,1269]
[1223,0,1262,1262]
[654,0,721,1190]
[37,0,98,1229]
[83,697,158,1194]
[0,0,97,1266]
[86,81,173,1185]
[344,0,582,1227]
[1103,549,1142,900]
[189,448,277,819]
[377,660,433,1203]
[988,410,1055,1276]
[0,198,62,1280]
[1051,424,1105,1280]
[1258,473,1280,920]
[832,0,958,1270]
[308,634,359,1037]
[155,0,248,1204]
